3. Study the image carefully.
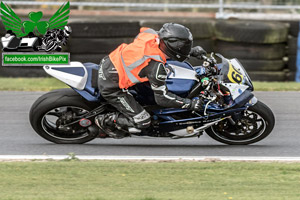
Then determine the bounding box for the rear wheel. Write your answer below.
[30,89,103,144]
[206,101,275,145]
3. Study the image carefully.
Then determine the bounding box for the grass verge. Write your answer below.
[0,160,299,200]
[253,81,300,91]
[1,78,300,91]
[0,78,67,91]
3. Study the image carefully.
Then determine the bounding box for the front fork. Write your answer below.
[230,96,258,124]
[246,96,258,107]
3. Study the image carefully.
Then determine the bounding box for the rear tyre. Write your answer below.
[29,89,102,144]
[206,101,275,145]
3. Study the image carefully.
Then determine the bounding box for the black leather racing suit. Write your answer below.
[97,56,192,130]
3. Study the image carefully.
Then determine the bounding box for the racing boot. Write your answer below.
[116,114,142,134]
[95,113,128,139]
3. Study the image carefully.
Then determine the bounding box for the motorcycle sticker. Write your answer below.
[227,61,244,84]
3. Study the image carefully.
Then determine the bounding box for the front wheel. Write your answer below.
[29,89,102,144]
[205,101,275,145]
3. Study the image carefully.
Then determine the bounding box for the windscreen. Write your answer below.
[217,56,253,91]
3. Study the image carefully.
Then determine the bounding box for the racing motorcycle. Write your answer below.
[29,53,275,145]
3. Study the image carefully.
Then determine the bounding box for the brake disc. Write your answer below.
[238,115,258,135]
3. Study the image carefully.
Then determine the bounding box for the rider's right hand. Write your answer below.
[190,46,207,59]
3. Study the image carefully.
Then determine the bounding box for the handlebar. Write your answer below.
[195,53,219,77]
[201,53,217,66]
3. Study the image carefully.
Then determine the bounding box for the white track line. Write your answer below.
[1,155,300,162]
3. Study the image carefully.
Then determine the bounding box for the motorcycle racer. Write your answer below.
[95,23,207,138]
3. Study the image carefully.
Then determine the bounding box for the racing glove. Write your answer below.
[190,46,207,59]
[188,98,204,112]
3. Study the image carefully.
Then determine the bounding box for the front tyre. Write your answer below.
[29,89,100,144]
[205,101,275,145]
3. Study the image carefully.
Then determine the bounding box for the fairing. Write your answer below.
[44,62,100,101]
[43,59,254,111]
[165,60,198,97]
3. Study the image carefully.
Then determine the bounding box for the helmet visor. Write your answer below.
[168,38,192,54]
[166,38,193,60]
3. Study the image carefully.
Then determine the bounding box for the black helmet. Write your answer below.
[158,23,193,62]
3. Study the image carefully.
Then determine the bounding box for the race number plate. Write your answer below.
[227,62,243,84]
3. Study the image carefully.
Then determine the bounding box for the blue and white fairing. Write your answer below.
[43,60,199,102]
[43,62,101,101]
[44,62,87,89]
[43,56,256,108]
[219,58,253,100]
[165,60,198,98]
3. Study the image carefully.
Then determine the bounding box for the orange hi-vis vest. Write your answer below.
[109,27,167,89]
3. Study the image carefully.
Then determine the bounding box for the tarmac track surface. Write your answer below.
[0,91,299,157]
